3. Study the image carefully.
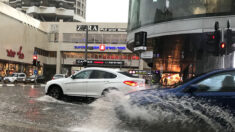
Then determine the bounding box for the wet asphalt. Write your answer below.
[1,84,235,132]
[0,84,140,132]
[0,84,96,132]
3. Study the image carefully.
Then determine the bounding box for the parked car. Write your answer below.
[117,68,235,115]
[52,74,67,80]
[0,76,2,82]
[26,75,46,83]
[45,67,146,99]
[3,73,26,83]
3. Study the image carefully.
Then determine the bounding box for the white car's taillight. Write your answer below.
[123,81,138,87]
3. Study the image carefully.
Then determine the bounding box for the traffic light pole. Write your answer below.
[34,66,37,85]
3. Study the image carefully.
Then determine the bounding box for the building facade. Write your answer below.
[0,3,139,80]
[43,21,140,76]
[8,0,86,22]
[128,0,235,86]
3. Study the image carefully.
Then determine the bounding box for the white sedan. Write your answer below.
[45,67,146,99]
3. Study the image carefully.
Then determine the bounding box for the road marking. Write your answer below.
[6,84,15,87]
[0,84,2,87]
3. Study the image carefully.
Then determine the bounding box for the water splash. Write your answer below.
[70,90,235,132]
[113,91,235,132]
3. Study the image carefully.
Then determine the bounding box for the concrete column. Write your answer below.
[139,59,144,70]
[56,20,63,74]
[56,51,61,74]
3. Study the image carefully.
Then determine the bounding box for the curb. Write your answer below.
[0,84,46,87]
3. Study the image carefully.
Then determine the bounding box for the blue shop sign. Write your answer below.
[74,46,126,50]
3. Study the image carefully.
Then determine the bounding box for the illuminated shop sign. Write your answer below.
[74,45,126,50]
[99,44,105,51]
[76,60,124,65]
[76,25,99,31]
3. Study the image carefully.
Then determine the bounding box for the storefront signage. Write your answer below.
[100,28,126,32]
[141,51,153,59]
[76,25,99,31]
[6,46,24,59]
[6,49,16,58]
[17,46,24,59]
[129,70,151,75]
[74,45,126,50]
[99,44,105,51]
[76,60,124,66]
[76,25,126,32]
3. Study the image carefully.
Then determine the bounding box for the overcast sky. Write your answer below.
[86,0,129,23]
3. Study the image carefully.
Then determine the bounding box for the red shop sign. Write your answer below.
[6,46,24,59]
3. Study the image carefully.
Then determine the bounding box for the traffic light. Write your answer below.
[205,21,221,56]
[225,28,233,54]
[206,32,220,56]
[33,55,37,66]
[219,42,226,55]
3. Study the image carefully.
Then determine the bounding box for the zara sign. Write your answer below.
[76,25,99,31]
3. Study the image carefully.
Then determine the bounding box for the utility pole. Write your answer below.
[84,25,88,67]
[118,49,122,70]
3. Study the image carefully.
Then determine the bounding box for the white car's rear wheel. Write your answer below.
[102,88,118,96]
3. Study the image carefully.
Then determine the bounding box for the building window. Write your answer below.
[63,33,127,44]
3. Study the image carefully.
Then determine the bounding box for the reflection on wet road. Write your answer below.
[0,85,93,132]
[0,85,235,132]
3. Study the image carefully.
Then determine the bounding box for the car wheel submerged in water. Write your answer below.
[48,86,63,99]
[101,87,118,97]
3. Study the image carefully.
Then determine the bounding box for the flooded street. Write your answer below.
[0,84,133,132]
[0,84,92,132]
[0,84,235,132]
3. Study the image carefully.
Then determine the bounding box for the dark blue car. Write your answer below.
[115,69,235,131]
[126,68,235,110]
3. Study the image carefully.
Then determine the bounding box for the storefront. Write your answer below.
[0,61,35,77]
[127,0,235,86]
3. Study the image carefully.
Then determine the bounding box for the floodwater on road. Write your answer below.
[0,85,235,132]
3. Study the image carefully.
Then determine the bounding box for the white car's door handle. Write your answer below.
[104,81,110,83]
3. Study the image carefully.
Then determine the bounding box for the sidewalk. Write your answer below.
[0,83,46,87]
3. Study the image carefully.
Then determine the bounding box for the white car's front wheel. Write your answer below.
[48,86,63,99]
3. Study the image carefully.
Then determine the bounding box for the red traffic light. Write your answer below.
[33,55,37,60]
[220,43,226,49]
[212,35,215,39]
